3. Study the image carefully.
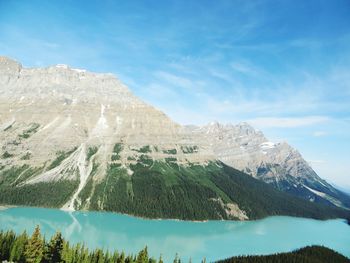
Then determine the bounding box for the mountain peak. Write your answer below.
[0,56,136,105]
[0,56,22,73]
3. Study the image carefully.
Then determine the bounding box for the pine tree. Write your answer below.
[117,251,126,263]
[112,251,120,262]
[173,253,180,263]
[158,255,164,263]
[0,230,16,261]
[137,246,149,263]
[24,226,44,263]
[44,232,64,263]
[62,240,74,263]
[9,231,28,262]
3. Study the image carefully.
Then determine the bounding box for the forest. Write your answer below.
[218,246,350,263]
[86,159,350,221]
[1,227,349,263]
[0,226,166,263]
[1,159,350,221]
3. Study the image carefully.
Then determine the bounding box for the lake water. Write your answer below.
[0,207,349,262]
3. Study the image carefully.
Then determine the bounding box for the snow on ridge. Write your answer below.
[303,185,326,197]
[260,141,275,149]
[56,64,69,69]
[72,68,86,73]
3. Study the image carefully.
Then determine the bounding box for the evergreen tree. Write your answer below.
[173,253,180,263]
[117,251,126,263]
[0,230,16,261]
[44,232,64,263]
[24,226,44,263]
[111,251,120,262]
[137,246,149,263]
[9,231,28,262]
[158,255,164,263]
[62,240,73,263]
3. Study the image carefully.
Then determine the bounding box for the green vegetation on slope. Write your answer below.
[86,157,350,221]
[133,145,152,153]
[86,146,98,161]
[0,179,79,207]
[217,246,350,263]
[0,165,44,186]
[1,151,13,159]
[48,147,77,170]
[162,149,177,154]
[181,145,198,154]
[210,164,350,220]
[111,143,123,161]
[18,123,40,139]
[0,152,349,221]
[77,162,99,209]
[20,152,31,160]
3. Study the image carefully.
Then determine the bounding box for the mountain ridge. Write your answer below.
[188,121,350,209]
[0,56,349,220]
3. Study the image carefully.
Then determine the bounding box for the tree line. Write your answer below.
[0,226,173,263]
[217,246,350,263]
[1,226,349,263]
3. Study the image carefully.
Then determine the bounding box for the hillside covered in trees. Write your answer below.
[0,226,164,263]
[2,160,350,222]
[1,227,349,263]
[217,246,350,263]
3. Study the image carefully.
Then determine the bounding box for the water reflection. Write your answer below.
[0,207,349,262]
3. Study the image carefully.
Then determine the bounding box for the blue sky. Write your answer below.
[0,0,349,189]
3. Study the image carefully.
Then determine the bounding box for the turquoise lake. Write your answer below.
[0,207,349,262]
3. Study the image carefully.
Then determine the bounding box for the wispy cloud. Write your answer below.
[230,61,260,76]
[312,131,328,137]
[154,71,197,89]
[246,116,330,128]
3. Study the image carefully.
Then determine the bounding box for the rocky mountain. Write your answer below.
[0,56,349,220]
[188,122,350,209]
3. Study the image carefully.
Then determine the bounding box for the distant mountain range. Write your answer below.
[0,56,349,220]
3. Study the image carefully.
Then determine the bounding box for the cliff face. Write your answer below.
[187,122,350,209]
[0,56,349,216]
[0,56,213,170]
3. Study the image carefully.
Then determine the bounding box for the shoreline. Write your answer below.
[0,204,348,224]
[0,205,16,210]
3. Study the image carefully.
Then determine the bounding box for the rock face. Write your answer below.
[188,122,350,209]
[0,56,213,169]
[0,56,215,213]
[0,56,349,218]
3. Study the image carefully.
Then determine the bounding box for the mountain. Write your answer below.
[188,122,350,209]
[0,56,349,221]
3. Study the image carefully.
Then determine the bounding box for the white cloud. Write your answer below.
[312,131,327,137]
[154,71,196,89]
[247,116,330,128]
[230,61,259,76]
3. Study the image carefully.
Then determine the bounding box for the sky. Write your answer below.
[0,0,349,190]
